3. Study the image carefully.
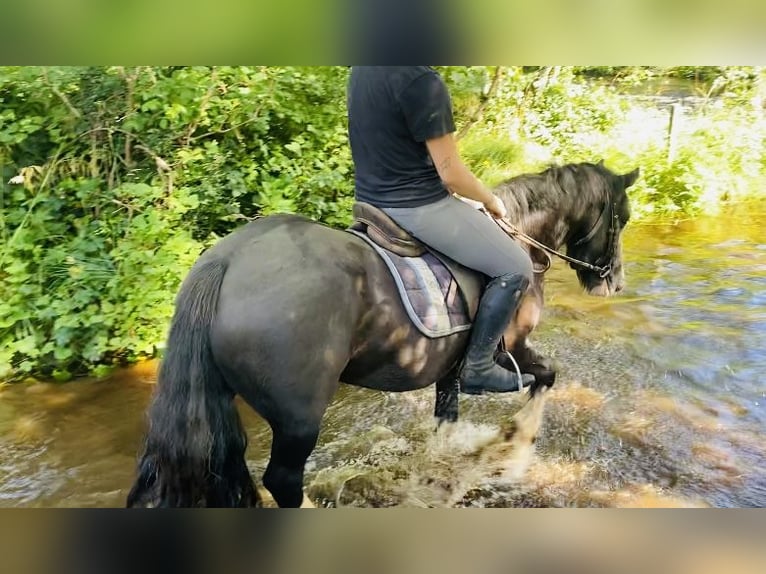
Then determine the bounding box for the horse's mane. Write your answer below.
[492,162,616,246]
[495,162,613,223]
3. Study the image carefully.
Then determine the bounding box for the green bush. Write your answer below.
[459,133,525,185]
[0,66,353,380]
[629,104,766,217]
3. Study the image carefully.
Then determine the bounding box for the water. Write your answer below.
[1,206,765,507]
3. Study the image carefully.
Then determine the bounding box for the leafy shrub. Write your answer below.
[0,66,352,380]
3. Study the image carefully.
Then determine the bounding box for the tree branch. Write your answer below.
[42,69,82,120]
[457,66,504,141]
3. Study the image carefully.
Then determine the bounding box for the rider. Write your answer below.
[347,66,535,394]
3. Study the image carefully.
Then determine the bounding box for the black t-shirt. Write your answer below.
[347,66,456,208]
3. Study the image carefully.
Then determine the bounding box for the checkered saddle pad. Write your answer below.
[348,230,480,338]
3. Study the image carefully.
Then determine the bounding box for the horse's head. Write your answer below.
[564,162,639,297]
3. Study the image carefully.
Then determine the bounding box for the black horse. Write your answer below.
[127,161,639,508]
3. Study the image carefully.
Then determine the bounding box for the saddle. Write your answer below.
[348,202,426,258]
[347,202,484,337]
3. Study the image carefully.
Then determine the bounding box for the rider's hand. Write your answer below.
[483,195,507,220]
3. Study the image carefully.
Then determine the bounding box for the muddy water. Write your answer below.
[1,205,765,507]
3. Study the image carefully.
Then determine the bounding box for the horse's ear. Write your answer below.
[597,159,605,167]
[622,168,639,189]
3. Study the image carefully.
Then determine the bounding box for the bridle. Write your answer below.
[571,196,620,278]
[484,195,619,278]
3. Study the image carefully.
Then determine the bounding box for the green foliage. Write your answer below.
[435,66,497,129]
[459,133,525,186]
[466,66,766,219]
[0,66,353,380]
[0,177,202,380]
[518,68,627,161]
[628,104,766,218]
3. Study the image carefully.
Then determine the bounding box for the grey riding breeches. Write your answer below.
[382,194,533,280]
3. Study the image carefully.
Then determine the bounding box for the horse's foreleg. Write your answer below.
[502,289,557,388]
[503,291,541,351]
[434,369,460,425]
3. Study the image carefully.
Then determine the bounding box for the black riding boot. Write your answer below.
[459,273,535,394]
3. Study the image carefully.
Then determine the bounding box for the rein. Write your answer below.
[482,199,617,278]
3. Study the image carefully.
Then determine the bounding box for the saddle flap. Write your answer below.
[349,202,426,257]
[348,229,482,338]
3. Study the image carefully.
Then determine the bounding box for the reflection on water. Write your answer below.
[1,204,765,507]
[534,203,766,507]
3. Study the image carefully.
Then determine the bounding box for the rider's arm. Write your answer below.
[426,134,506,218]
[398,69,506,218]
[426,134,493,205]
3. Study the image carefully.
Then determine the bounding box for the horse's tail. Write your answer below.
[127,258,258,507]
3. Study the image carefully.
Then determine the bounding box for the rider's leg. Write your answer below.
[383,195,535,393]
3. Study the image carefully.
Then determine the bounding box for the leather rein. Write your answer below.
[483,198,619,278]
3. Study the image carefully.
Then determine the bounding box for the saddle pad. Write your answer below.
[348,230,472,338]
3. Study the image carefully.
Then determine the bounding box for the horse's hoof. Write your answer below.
[527,365,556,395]
[300,492,316,508]
[510,346,557,372]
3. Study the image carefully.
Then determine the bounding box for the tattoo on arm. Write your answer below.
[439,155,452,172]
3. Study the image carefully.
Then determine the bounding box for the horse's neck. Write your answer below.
[501,180,572,251]
[518,211,569,251]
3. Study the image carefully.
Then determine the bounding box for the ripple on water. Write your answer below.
[0,443,66,506]
[302,390,552,508]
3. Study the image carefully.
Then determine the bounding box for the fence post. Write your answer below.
[667,102,681,163]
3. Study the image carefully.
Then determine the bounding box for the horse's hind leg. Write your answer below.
[263,423,322,508]
[244,378,338,508]
[234,360,344,508]
[434,367,460,425]
[217,353,341,508]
